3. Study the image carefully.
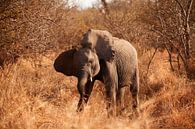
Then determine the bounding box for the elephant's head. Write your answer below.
[54,47,100,81]
[73,48,100,81]
[54,47,100,112]
[81,29,115,61]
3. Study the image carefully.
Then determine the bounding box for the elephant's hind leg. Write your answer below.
[130,69,140,117]
[130,85,139,115]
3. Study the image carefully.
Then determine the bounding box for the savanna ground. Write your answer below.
[0,0,195,129]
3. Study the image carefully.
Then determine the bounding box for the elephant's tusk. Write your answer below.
[90,77,93,82]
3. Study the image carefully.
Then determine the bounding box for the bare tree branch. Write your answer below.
[175,0,186,16]
[146,47,158,75]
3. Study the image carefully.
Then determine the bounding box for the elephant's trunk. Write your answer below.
[88,67,93,82]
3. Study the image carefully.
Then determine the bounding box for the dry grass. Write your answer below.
[0,52,194,129]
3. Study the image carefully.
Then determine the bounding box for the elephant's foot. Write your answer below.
[106,104,117,118]
[120,107,129,116]
[132,97,140,117]
[128,107,140,120]
[128,112,138,120]
[76,106,84,112]
[76,99,85,112]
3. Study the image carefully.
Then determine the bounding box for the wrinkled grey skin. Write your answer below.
[81,29,139,116]
[54,48,100,112]
[110,37,139,116]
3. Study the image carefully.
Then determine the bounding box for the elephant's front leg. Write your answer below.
[77,72,95,112]
[83,79,95,104]
[77,73,88,112]
[104,61,118,117]
[116,87,125,115]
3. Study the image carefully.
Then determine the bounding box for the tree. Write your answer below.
[144,0,194,78]
[100,0,145,43]
[0,0,70,65]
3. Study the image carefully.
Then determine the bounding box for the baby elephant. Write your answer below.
[54,30,139,117]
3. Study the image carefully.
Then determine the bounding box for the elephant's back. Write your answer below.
[113,37,138,87]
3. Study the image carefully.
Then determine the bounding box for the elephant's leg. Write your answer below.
[77,73,88,112]
[130,70,140,116]
[105,84,117,117]
[104,61,118,117]
[77,89,85,112]
[130,85,139,113]
[83,80,95,104]
[116,87,125,115]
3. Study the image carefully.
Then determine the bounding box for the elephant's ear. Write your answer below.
[81,29,115,61]
[54,49,77,76]
[95,30,115,61]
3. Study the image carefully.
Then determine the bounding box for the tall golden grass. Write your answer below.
[0,51,194,129]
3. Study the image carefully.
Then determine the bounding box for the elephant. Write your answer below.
[54,47,100,112]
[80,29,139,116]
[54,29,139,117]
